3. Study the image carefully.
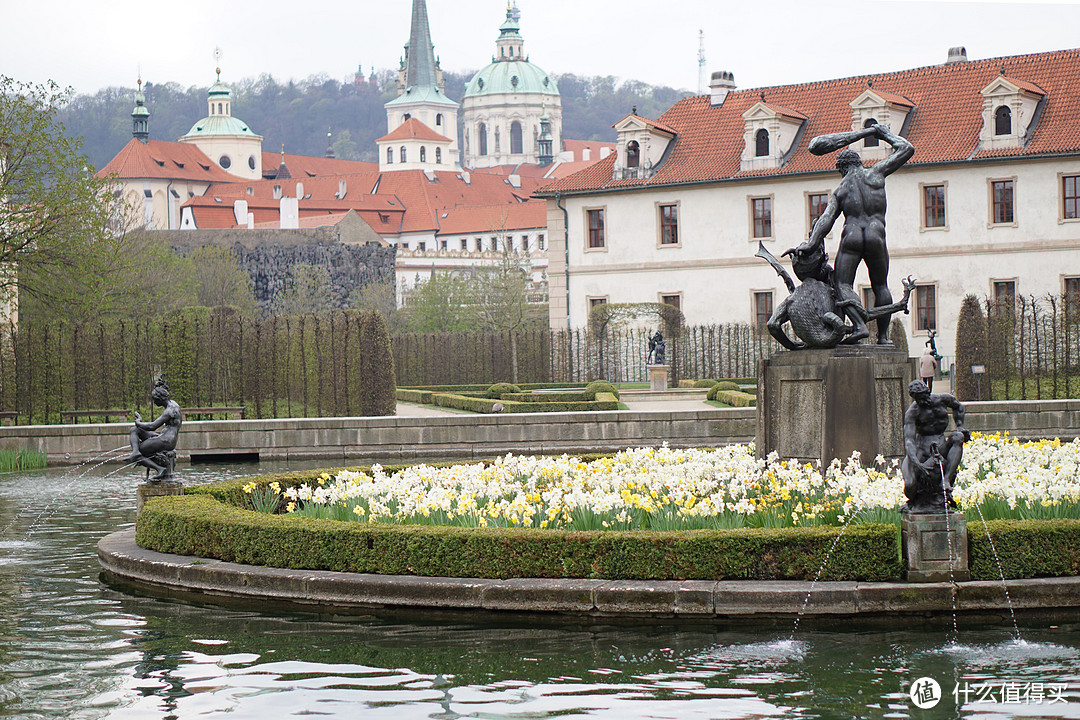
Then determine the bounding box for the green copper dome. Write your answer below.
[182,115,259,138]
[464,60,559,98]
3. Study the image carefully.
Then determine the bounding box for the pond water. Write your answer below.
[0,458,1078,719]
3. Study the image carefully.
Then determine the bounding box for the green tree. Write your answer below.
[331,129,360,161]
[1,76,150,319]
[358,311,396,416]
[187,245,257,315]
[401,272,477,333]
[954,294,988,401]
[348,271,403,331]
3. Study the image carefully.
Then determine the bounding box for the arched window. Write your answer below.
[510,121,523,154]
[435,113,442,126]
[755,129,770,157]
[478,123,488,155]
[863,118,879,147]
[386,147,393,164]
[435,147,442,164]
[627,140,640,168]
[420,146,426,162]
[217,102,223,115]
[995,105,1012,135]
[400,146,407,163]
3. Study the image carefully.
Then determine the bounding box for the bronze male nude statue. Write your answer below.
[791,122,914,344]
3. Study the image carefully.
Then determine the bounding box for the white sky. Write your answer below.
[3,0,1079,96]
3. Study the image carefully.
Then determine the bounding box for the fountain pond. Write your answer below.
[1,459,1078,718]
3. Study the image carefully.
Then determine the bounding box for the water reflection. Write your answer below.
[0,459,1077,718]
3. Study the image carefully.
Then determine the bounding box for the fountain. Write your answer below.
[124,375,184,512]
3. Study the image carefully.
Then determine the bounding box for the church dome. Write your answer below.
[464,59,559,98]
[182,115,258,138]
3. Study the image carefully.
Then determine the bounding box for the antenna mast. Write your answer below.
[697,29,706,95]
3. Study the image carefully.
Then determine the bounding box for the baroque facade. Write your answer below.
[538,47,1080,362]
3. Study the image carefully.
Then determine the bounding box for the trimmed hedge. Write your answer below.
[136,493,903,581]
[431,392,620,413]
[487,383,521,398]
[501,392,589,403]
[968,518,1080,580]
[692,379,719,388]
[707,381,742,401]
[584,380,619,400]
[716,389,756,407]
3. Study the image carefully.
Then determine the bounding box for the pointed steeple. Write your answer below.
[132,76,150,143]
[403,0,439,93]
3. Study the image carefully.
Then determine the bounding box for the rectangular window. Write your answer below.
[659,203,679,245]
[915,285,936,331]
[992,280,1016,316]
[861,287,875,311]
[992,180,1014,224]
[1064,175,1079,220]
[417,241,426,252]
[538,233,546,251]
[521,234,529,251]
[587,208,606,249]
[1066,277,1080,322]
[923,184,946,228]
[588,297,607,309]
[460,238,467,251]
[808,193,828,234]
[752,197,772,238]
[660,294,681,312]
[754,291,774,329]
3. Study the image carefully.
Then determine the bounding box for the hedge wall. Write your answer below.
[430,392,620,413]
[136,493,902,581]
[716,390,756,407]
[968,519,1080,579]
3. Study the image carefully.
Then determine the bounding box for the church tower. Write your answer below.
[461,2,562,169]
[384,0,459,162]
[131,77,150,143]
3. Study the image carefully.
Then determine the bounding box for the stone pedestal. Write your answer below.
[757,345,910,466]
[647,364,670,391]
[902,512,970,582]
[136,481,183,513]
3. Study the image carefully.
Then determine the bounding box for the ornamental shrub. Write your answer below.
[716,389,755,407]
[707,381,742,401]
[359,311,396,415]
[693,378,718,388]
[487,382,521,398]
[954,294,988,402]
[584,380,619,400]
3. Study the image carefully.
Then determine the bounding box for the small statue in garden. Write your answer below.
[901,380,970,514]
[647,330,666,365]
[125,375,183,482]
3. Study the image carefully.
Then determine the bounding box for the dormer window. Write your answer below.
[979,76,1045,151]
[848,89,912,160]
[740,102,806,171]
[995,105,1012,136]
[627,141,640,168]
[755,129,770,157]
[612,114,675,180]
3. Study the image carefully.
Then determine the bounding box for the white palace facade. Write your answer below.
[538,47,1080,361]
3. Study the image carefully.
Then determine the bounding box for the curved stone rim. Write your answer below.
[98,529,1080,620]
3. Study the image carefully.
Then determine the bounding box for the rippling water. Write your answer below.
[0,457,1078,719]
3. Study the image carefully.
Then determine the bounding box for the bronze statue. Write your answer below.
[790,122,914,344]
[901,380,969,514]
[125,376,183,481]
[647,330,666,365]
[757,241,913,350]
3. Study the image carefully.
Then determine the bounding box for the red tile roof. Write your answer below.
[262,152,378,179]
[185,168,547,235]
[377,117,452,143]
[436,202,547,234]
[613,114,677,135]
[540,48,1080,195]
[96,139,236,183]
[562,139,616,162]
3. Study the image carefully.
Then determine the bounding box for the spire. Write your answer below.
[403,0,439,92]
[495,1,525,61]
[276,144,291,179]
[325,128,335,158]
[131,76,150,143]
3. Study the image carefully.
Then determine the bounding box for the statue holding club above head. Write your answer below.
[788,121,914,344]
[901,380,970,514]
[125,375,183,482]
[647,330,666,365]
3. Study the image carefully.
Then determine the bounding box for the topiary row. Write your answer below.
[135,493,903,581]
[431,392,619,413]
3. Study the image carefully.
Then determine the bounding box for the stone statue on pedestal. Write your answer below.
[647,330,666,365]
[125,376,183,482]
[901,380,969,513]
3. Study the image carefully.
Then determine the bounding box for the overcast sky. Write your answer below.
[4,0,1079,97]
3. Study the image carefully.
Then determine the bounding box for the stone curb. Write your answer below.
[98,529,1080,619]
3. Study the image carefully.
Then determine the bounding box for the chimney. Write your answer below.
[600,147,611,158]
[280,197,299,229]
[233,200,248,226]
[338,179,347,198]
[460,170,470,185]
[710,70,736,106]
[582,147,591,162]
[508,174,521,189]
[946,46,968,64]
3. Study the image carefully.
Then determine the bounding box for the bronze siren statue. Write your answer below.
[125,376,183,481]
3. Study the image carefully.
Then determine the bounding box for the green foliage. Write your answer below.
[692,379,718,388]
[587,302,684,338]
[955,294,989,401]
[401,273,479,333]
[358,311,396,416]
[888,318,908,354]
[487,382,521,398]
[272,263,337,316]
[716,390,756,407]
[348,272,404,332]
[432,392,619,413]
[706,381,742,402]
[968,519,1080,580]
[0,448,47,472]
[584,380,619,400]
[136,493,901,581]
[186,246,257,315]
